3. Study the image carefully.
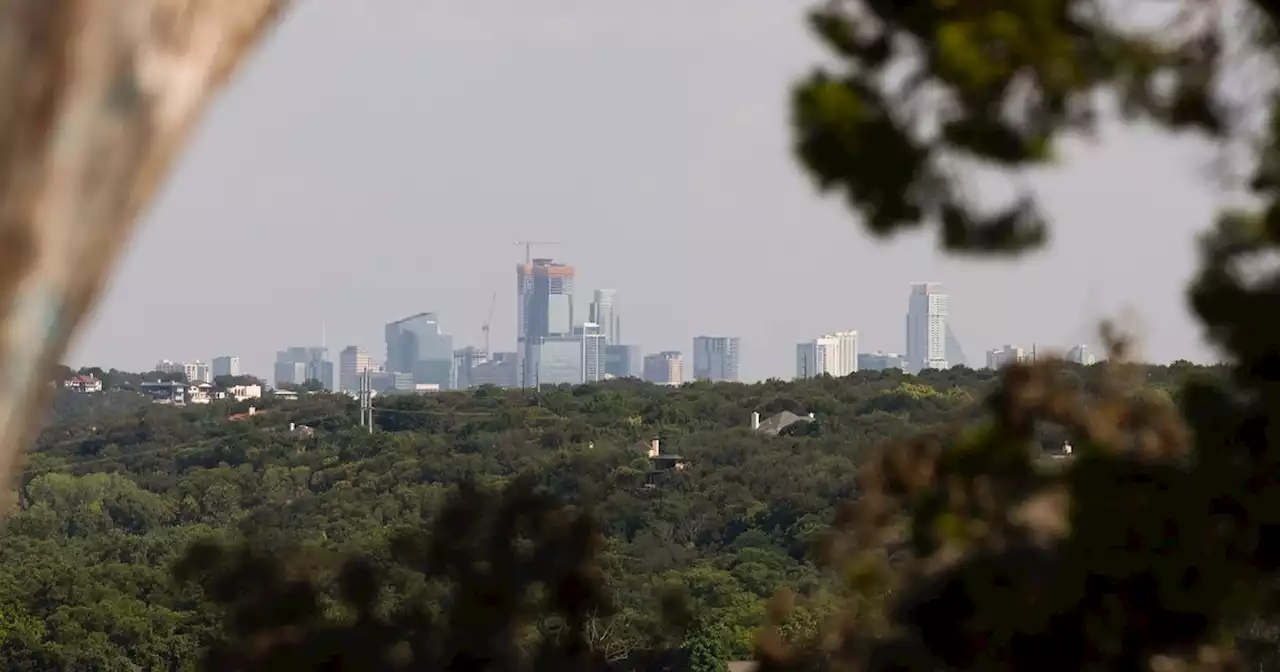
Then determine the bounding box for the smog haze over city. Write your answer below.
[69,0,1221,380]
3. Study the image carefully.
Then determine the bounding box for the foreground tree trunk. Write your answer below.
[0,0,289,504]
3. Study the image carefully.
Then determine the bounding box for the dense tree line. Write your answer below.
[0,363,1211,669]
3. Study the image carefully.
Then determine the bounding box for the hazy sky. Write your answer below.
[69,0,1225,381]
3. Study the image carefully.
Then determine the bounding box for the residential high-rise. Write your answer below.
[795,331,858,379]
[211,356,241,378]
[156,359,212,383]
[906,282,949,373]
[986,344,1030,370]
[691,336,741,382]
[588,290,621,345]
[604,344,642,378]
[274,347,333,390]
[386,312,455,389]
[517,259,576,387]
[338,345,374,392]
[575,323,606,383]
[643,351,683,385]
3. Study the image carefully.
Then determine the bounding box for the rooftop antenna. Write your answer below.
[321,320,327,349]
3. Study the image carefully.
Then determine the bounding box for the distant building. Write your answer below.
[588,289,621,345]
[986,344,1030,370]
[692,336,740,382]
[604,344,642,379]
[156,359,212,383]
[1067,344,1097,365]
[643,351,683,385]
[453,347,487,389]
[946,324,969,368]
[470,352,519,388]
[63,375,102,393]
[906,282,949,373]
[386,312,455,389]
[274,346,334,390]
[211,356,241,378]
[796,331,858,378]
[858,352,906,372]
[370,370,414,393]
[529,335,582,386]
[575,322,605,383]
[338,345,374,392]
[517,259,576,387]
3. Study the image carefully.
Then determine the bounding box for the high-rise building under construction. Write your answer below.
[516,258,575,387]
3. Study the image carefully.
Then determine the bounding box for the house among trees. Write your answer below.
[750,410,814,436]
[641,438,688,488]
[62,375,102,393]
[141,380,213,405]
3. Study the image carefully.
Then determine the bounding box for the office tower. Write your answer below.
[906,282,949,373]
[604,344,642,378]
[859,352,907,372]
[529,335,583,386]
[795,331,859,378]
[986,344,1030,370]
[211,356,241,378]
[386,312,456,389]
[643,351,683,385]
[517,259,575,386]
[691,336,741,382]
[274,347,333,390]
[1067,344,1097,365]
[370,371,415,393]
[338,345,374,392]
[575,322,605,383]
[589,289,621,345]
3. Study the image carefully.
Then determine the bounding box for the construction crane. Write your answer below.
[481,291,497,356]
[513,240,558,265]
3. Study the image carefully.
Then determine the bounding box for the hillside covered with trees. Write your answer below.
[0,363,1214,669]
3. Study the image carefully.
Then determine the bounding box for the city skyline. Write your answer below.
[139,275,1112,390]
[66,1,1215,379]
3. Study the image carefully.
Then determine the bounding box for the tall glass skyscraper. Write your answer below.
[588,289,620,345]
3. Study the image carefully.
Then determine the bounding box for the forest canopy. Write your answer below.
[0,362,1217,670]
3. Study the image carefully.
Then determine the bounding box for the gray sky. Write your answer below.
[69,0,1223,381]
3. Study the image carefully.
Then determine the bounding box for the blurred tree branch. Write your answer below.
[0,0,289,501]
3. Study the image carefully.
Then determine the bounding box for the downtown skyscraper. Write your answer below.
[516,258,575,387]
[588,289,621,345]
[906,282,949,373]
[692,336,741,382]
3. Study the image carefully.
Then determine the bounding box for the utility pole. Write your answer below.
[482,291,497,358]
[358,368,373,433]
